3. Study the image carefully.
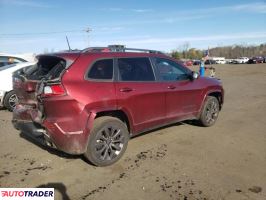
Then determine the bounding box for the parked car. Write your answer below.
[193,60,201,65]
[0,62,36,111]
[180,59,193,67]
[185,60,193,67]
[13,45,224,166]
[211,57,226,64]
[232,57,249,64]
[0,53,36,68]
[263,56,266,63]
[247,57,264,64]
[204,59,216,65]
[225,59,233,64]
[215,59,226,64]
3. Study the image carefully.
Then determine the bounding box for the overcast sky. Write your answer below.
[0,0,266,53]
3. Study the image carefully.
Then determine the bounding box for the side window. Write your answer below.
[0,56,26,68]
[12,57,26,63]
[87,59,113,80]
[154,58,190,81]
[0,56,10,67]
[118,57,155,81]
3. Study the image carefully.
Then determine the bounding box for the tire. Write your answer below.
[3,90,18,112]
[84,116,129,166]
[198,96,220,127]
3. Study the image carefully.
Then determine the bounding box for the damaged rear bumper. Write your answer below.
[12,119,89,155]
[13,104,95,155]
[12,119,54,148]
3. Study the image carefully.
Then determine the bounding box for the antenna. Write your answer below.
[66,35,71,51]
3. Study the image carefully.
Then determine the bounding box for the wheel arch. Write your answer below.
[207,91,223,110]
[3,90,17,111]
[94,109,132,134]
[198,89,224,118]
[3,90,12,100]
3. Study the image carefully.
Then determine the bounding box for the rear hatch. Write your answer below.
[13,52,80,122]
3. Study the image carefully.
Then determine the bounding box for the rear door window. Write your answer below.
[87,59,113,80]
[117,57,155,81]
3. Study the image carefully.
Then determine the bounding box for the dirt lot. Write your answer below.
[0,63,266,200]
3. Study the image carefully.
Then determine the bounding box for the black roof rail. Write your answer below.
[81,45,163,54]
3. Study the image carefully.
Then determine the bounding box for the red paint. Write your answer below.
[13,51,224,154]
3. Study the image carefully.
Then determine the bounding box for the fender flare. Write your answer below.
[83,106,134,152]
[198,89,223,118]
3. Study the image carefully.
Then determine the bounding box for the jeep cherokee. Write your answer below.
[12,45,224,166]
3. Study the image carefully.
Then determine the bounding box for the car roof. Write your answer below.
[0,61,36,72]
[37,50,169,62]
[0,53,36,62]
[42,46,164,57]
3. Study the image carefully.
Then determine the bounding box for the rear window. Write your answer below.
[118,57,155,81]
[27,56,66,80]
[87,59,113,80]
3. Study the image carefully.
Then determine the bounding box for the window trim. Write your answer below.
[115,57,156,82]
[84,58,115,82]
[150,57,192,82]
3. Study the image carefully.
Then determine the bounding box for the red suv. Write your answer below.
[12,45,224,166]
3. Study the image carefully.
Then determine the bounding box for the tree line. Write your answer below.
[171,43,266,60]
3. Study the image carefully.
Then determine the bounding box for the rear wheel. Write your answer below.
[3,90,18,112]
[198,96,220,127]
[84,116,129,166]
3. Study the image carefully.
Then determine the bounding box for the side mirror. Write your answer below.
[191,71,199,80]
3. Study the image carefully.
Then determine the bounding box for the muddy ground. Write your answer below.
[0,63,266,200]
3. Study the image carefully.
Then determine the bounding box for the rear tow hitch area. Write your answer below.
[12,120,56,149]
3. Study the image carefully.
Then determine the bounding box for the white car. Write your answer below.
[0,53,36,68]
[233,57,249,64]
[215,59,226,64]
[0,62,36,111]
[211,57,226,64]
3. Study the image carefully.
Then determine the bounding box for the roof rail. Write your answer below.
[81,45,163,54]
[81,47,108,53]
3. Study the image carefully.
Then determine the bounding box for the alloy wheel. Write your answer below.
[94,126,125,161]
[8,94,18,110]
[205,99,219,124]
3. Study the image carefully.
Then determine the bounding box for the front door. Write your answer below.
[152,57,202,121]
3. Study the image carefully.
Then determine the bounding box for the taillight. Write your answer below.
[42,84,66,97]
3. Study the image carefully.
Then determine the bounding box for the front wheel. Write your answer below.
[84,116,129,166]
[3,90,18,112]
[198,96,220,127]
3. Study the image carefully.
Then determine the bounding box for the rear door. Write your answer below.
[115,57,166,134]
[152,57,203,121]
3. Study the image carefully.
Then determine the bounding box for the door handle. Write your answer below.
[167,85,176,89]
[120,88,133,92]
